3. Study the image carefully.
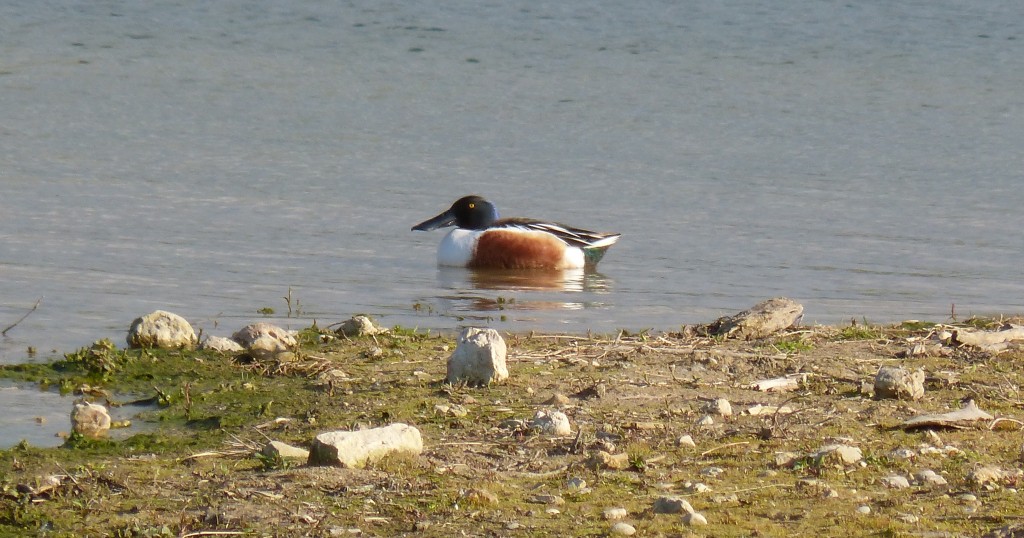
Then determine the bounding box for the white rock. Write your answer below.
[812,444,863,466]
[262,440,310,461]
[531,410,571,436]
[704,398,733,417]
[697,415,714,426]
[683,512,708,526]
[881,475,911,489]
[71,401,111,438]
[603,507,628,520]
[889,448,917,460]
[127,310,197,349]
[914,469,948,487]
[446,328,508,386]
[653,496,694,514]
[683,482,712,493]
[609,522,636,535]
[308,423,423,468]
[677,434,696,448]
[200,335,245,353]
[856,505,871,515]
[336,315,386,337]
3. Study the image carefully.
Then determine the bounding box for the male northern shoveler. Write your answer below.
[411,195,620,270]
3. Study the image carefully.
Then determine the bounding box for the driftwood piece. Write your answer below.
[701,298,804,340]
[951,326,1024,350]
[744,374,805,392]
[901,400,994,430]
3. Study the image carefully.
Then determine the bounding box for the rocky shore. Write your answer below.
[2,300,1023,537]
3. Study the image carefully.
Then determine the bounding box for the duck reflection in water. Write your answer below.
[433,267,613,313]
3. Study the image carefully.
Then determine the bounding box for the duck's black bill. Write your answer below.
[412,210,456,231]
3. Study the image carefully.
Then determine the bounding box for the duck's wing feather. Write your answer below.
[493,218,620,249]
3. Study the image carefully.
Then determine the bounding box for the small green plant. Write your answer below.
[257,307,275,315]
[58,339,132,379]
[773,337,814,354]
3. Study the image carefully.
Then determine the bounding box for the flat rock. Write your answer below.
[126,310,197,349]
[610,522,636,536]
[812,444,863,466]
[701,297,804,339]
[200,335,245,353]
[446,327,508,386]
[902,399,994,430]
[308,423,423,468]
[586,450,629,470]
[71,401,111,438]
[603,507,628,520]
[262,441,310,461]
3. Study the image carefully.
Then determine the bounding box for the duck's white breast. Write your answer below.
[437,228,478,267]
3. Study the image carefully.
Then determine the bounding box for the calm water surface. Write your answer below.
[1,1,1022,377]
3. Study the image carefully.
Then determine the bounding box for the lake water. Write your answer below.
[1,0,1022,422]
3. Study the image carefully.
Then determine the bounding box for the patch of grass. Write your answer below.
[832,324,885,341]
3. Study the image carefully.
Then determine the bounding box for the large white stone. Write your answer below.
[446,328,508,386]
[126,310,197,349]
[308,423,423,468]
[71,401,111,438]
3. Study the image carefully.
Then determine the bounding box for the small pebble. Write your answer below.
[700,466,725,478]
[610,522,636,536]
[566,477,587,491]
[856,505,871,515]
[677,434,696,448]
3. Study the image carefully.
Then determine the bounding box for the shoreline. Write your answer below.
[1,314,1023,536]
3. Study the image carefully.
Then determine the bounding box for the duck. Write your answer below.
[412,195,620,270]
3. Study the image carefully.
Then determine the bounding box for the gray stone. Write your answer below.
[308,423,423,468]
[704,297,804,339]
[71,401,111,438]
[446,327,508,386]
[874,366,925,400]
[653,495,695,514]
[232,323,297,361]
[232,322,297,348]
[610,522,636,535]
[127,310,197,349]
[336,315,386,337]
